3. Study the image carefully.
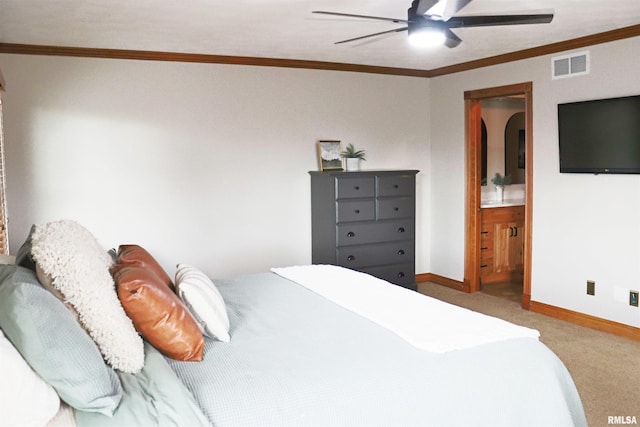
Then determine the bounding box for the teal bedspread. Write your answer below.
[75,341,211,427]
[167,272,587,427]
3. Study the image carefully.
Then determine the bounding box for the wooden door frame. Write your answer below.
[463,82,533,309]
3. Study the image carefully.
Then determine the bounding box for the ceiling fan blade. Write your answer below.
[446,13,554,28]
[411,0,439,16]
[443,28,462,48]
[334,27,409,45]
[440,0,473,19]
[312,11,408,24]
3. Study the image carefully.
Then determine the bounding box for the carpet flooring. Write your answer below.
[417,281,640,427]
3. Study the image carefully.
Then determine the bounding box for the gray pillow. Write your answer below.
[0,265,123,415]
[15,225,36,271]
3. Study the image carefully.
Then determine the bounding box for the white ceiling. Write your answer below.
[1,0,640,71]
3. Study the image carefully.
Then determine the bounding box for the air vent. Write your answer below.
[552,51,590,79]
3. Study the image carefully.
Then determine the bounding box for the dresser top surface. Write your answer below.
[309,170,419,177]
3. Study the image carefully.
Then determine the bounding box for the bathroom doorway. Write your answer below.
[463,82,533,309]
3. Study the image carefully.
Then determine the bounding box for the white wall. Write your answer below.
[0,54,431,279]
[4,36,638,328]
[429,36,640,327]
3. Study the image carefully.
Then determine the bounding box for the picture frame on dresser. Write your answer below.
[317,140,343,171]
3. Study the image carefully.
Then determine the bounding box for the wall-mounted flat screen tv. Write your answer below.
[558,94,640,174]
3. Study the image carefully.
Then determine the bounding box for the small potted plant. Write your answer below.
[341,143,366,172]
[491,172,512,202]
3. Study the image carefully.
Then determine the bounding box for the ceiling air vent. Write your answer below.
[552,51,590,79]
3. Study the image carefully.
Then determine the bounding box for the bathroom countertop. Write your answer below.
[480,198,525,208]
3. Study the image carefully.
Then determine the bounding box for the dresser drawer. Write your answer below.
[481,205,525,224]
[376,175,415,197]
[360,262,415,286]
[337,200,375,223]
[376,197,414,220]
[336,176,375,199]
[480,228,493,251]
[337,241,414,268]
[480,247,493,264]
[480,253,493,274]
[337,219,414,246]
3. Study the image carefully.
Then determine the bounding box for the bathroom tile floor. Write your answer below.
[480,280,523,303]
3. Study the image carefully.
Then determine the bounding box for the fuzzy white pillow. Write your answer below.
[31,220,144,373]
[0,329,60,427]
[175,264,230,342]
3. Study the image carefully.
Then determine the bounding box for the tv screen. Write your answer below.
[558,95,640,174]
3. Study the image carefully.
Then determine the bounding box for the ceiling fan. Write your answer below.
[313,0,554,48]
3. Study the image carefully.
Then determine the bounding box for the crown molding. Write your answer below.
[429,24,640,77]
[1,24,639,78]
[0,43,431,78]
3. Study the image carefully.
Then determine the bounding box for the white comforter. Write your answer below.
[271,265,539,353]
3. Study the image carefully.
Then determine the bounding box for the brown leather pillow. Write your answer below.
[113,265,204,361]
[117,245,174,291]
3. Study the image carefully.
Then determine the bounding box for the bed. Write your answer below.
[0,220,587,427]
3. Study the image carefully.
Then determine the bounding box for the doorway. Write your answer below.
[463,82,533,309]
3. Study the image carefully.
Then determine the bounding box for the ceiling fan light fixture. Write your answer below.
[408,26,446,47]
[316,2,554,48]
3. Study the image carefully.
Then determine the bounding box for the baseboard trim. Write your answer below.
[416,273,640,341]
[416,273,465,291]
[530,301,640,342]
[522,293,531,310]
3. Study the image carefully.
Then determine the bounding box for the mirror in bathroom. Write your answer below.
[480,98,525,186]
[505,112,525,185]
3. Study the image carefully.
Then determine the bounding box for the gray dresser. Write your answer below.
[309,170,419,290]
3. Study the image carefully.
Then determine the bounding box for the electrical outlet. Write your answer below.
[630,291,639,307]
[587,280,595,296]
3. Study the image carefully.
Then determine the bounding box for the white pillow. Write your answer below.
[0,329,60,427]
[175,264,230,342]
[30,220,144,373]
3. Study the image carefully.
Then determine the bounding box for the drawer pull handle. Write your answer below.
[481,231,489,234]
[347,231,355,238]
[480,264,488,268]
[480,247,488,250]
[394,184,399,189]
[393,207,399,211]
[397,250,405,256]
[347,255,355,262]
[397,227,405,233]
[397,272,405,278]
[354,209,360,214]
[354,186,360,190]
